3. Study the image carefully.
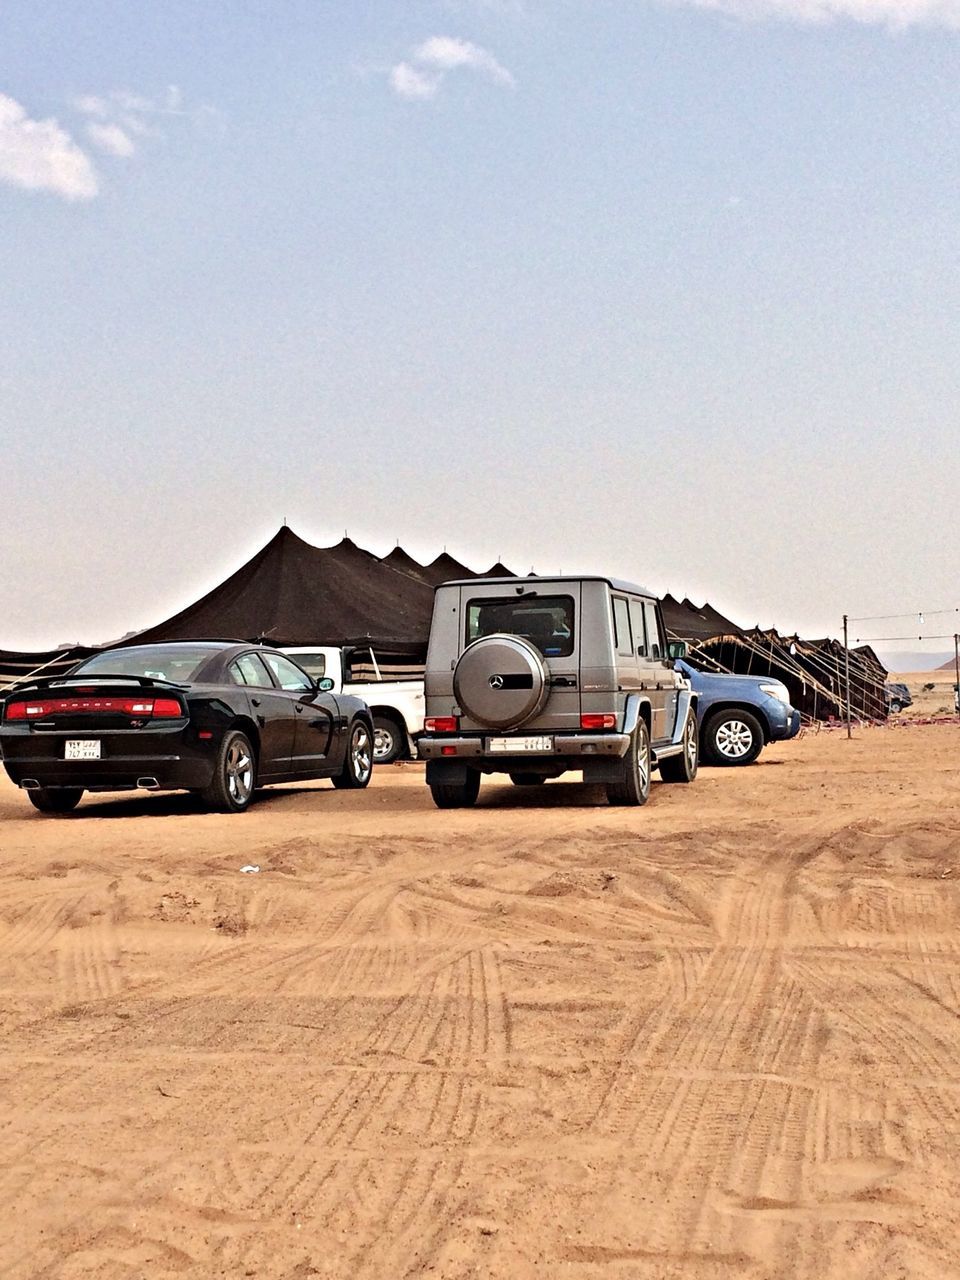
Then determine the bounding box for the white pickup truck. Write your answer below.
[283,646,424,764]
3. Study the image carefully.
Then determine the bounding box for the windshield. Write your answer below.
[70,646,214,684]
[466,595,574,658]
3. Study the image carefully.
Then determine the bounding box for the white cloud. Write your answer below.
[74,94,108,117]
[675,0,960,25]
[110,90,155,114]
[0,93,97,200]
[86,122,135,157]
[73,85,196,133]
[390,62,442,100]
[389,34,515,100]
[414,35,516,85]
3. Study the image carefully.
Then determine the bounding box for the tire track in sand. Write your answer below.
[580,835,828,1269]
[235,944,508,1278]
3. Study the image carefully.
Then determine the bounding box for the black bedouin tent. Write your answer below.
[382,546,435,583]
[383,547,475,588]
[0,529,885,718]
[382,546,511,588]
[660,594,744,644]
[126,527,436,652]
[0,528,517,688]
[661,599,887,722]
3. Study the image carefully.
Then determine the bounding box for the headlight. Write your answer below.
[759,682,791,706]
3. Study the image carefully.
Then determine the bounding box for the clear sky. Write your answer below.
[1,0,956,654]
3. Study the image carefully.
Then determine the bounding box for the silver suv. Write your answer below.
[418,575,699,808]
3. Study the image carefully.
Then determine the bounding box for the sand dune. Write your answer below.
[2,724,960,1278]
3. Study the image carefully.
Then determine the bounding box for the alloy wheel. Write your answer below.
[351,725,372,783]
[373,724,396,762]
[226,739,254,804]
[638,732,650,792]
[715,719,753,759]
[685,717,698,770]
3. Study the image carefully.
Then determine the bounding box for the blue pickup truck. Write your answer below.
[675,659,802,766]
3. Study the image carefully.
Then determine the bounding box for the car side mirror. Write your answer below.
[316,677,335,692]
[667,640,687,660]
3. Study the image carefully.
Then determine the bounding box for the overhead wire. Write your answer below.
[848,606,959,624]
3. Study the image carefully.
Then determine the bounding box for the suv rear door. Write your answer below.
[458,582,582,732]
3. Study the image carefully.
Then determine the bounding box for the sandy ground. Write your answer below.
[2,724,960,1279]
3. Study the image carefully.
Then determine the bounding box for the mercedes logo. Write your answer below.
[489,675,505,689]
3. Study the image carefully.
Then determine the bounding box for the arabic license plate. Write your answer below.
[65,740,101,760]
[488,736,553,753]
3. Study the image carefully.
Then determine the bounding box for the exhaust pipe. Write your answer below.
[137,777,160,790]
[20,779,41,791]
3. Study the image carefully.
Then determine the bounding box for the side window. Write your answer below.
[235,653,274,688]
[629,600,648,658]
[612,597,633,657]
[263,653,313,692]
[644,602,662,661]
[226,661,246,686]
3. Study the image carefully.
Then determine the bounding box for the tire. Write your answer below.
[200,729,257,812]
[888,700,902,714]
[372,715,404,764]
[27,787,83,815]
[702,709,763,767]
[659,712,699,784]
[509,772,543,786]
[429,769,481,809]
[332,719,373,789]
[606,719,651,807]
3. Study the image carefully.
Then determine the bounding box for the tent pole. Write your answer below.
[954,633,959,721]
[843,614,852,739]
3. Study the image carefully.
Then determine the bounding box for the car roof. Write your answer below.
[438,575,657,597]
[103,640,254,652]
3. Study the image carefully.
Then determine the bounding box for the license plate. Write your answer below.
[488,735,553,753]
[65,740,100,760]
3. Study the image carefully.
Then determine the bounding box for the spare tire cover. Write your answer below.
[454,634,549,729]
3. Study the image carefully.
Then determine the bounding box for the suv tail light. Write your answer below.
[424,716,458,733]
[581,713,616,730]
[5,695,184,721]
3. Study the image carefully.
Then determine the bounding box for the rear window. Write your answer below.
[466,595,574,658]
[287,651,325,679]
[71,645,213,683]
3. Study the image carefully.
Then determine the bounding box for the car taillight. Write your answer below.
[5,696,184,721]
[151,698,184,718]
[424,716,458,733]
[581,713,616,730]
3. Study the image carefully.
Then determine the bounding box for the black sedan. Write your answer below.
[0,641,374,815]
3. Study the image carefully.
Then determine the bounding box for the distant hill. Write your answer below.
[939,655,960,671]
[878,651,952,672]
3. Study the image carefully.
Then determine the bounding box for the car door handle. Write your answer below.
[295,704,303,713]
[251,698,261,708]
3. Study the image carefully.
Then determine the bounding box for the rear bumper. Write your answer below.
[418,733,631,762]
[0,727,215,792]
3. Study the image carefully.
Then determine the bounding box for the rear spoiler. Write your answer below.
[4,675,190,695]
